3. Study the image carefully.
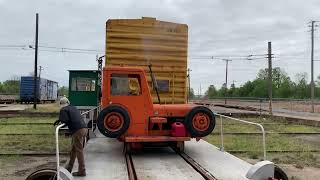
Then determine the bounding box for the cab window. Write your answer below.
[71,78,96,91]
[110,74,141,96]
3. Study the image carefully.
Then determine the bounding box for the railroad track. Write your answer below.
[178,151,217,180]
[124,146,217,180]
[2,147,320,158]
[125,153,137,180]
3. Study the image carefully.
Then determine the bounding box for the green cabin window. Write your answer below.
[71,78,96,91]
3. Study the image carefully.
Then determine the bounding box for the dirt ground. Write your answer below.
[282,165,320,180]
[0,156,67,180]
[243,158,320,180]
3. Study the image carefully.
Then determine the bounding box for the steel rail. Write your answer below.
[179,152,217,180]
[125,153,137,180]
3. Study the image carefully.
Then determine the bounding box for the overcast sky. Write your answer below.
[1,0,320,94]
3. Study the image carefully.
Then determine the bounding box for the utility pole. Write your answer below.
[268,42,273,115]
[33,13,39,109]
[38,66,44,79]
[310,21,317,113]
[222,59,232,104]
[187,68,192,103]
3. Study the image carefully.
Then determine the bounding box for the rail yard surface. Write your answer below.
[0,103,319,179]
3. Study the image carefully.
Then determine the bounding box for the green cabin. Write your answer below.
[68,70,100,107]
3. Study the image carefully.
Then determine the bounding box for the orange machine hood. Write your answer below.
[152,104,198,117]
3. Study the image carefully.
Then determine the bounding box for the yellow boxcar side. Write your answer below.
[105,17,188,104]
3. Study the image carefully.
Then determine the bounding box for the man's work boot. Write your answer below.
[72,170,86,177]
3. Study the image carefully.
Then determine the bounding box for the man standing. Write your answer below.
[54,97,87,177]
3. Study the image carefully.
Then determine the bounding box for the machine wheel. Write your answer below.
[185,106,215,137]
[97,105,130,138]
[25,168,56,180]
[274,165,288,180]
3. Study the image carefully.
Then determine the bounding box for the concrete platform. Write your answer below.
[71,131,268,180]
[185,139,252,180]
[73,135,128,180]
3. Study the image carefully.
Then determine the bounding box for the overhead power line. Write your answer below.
[38,45,104,53]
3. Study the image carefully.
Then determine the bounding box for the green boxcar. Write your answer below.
[68,70,100,107]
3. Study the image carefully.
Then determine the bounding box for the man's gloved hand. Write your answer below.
[53,120,61,126]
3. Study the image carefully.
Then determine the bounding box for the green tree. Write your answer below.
[249,79,268,97]
[0,82,3,93]
[228,82,240,97]
[276,77,293,98]
[189,88,195,99]
[216,83,227,97]
[205,85,217,98]
[238,81,254,97]
[257,67,289,88]
[316,75,320,87]
[2,80,20,94]
[58,86,69,97]
[293,73,309,99]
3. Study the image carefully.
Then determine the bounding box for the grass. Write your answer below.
[0,117,71,154]
[0,125,55,134]
[0,117,57,134]
[0,135,70,153]
[205,134,315,152]
[0,117,55,124]
[207,116,320,168]
[24,103,60,113]
[214,117,320,133]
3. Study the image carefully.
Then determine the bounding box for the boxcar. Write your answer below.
[20,76,58,103]
[105,17,188,104]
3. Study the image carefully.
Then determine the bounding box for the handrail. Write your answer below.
[55,123,65,180]
[80,105,101,131]
[214,113,267,160]
[80,105,101,116]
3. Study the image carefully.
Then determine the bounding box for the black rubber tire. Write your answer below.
[185,106,215,137]
[274,165,288,180]
[25,168,56,180]
[97,105,130,138]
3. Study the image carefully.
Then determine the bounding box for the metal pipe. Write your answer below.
[80,106,100,131]
[220,116,224,151]
[80,106,100,116]
[215,113,266,160]
[56,123,65,180]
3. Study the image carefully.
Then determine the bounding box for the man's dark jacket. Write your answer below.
[58,105,87,134]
